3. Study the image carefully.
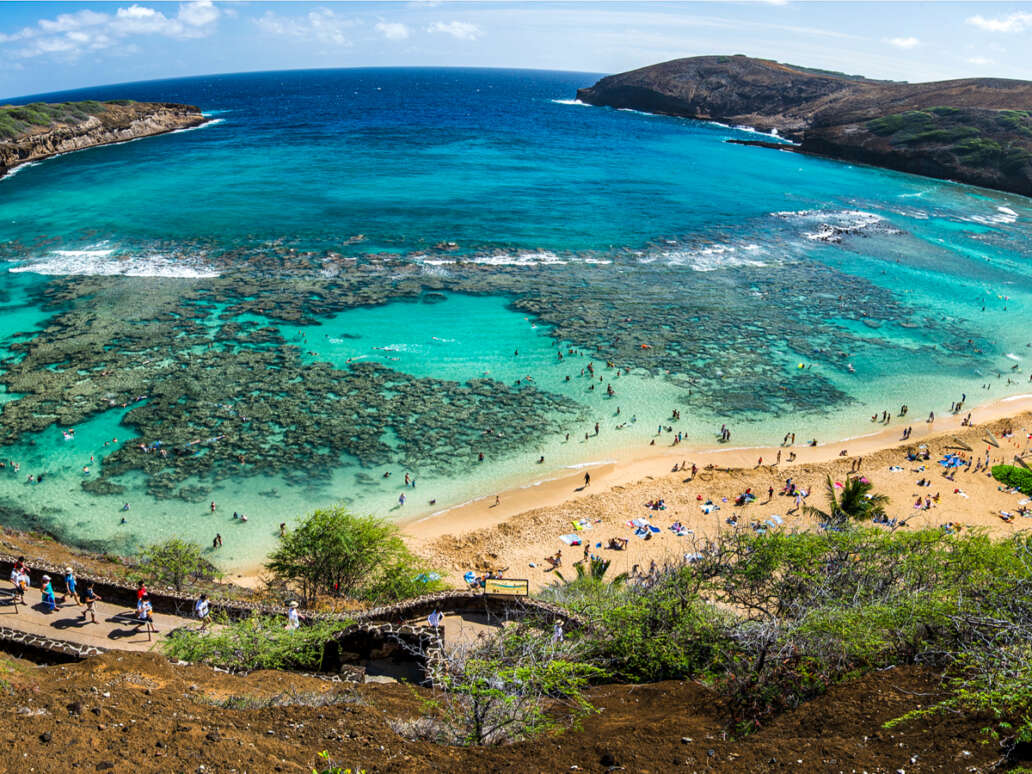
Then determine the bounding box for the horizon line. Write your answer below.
[2,64,608,105]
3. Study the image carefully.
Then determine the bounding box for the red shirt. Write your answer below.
[137,585,147,600]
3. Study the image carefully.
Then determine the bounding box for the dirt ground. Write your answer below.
[0,649,1016,774]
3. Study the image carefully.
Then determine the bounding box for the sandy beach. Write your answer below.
[403,395,1032,590]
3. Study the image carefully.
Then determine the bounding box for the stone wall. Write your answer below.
[0,624,106,662]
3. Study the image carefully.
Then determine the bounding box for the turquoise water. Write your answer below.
[0,68,1031,568]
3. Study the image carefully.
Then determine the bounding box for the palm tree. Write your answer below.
[555,556,628,586]
[804,475,889,524]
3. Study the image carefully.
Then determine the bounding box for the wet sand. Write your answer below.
[403,395,1032,590]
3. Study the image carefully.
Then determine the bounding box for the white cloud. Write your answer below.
[966,12,1032,33]
[966,56,996,66]
[375,22,410,41]
[255,8,356,46]
[1,1,219,59]
[427,21,481,41]
[887,36,920,50]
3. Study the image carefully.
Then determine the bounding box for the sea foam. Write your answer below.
[10,244,220,278]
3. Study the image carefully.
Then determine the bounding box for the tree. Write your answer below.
[140,538,209,591]
[804,475,889,524]
[392,624,602,746]
[266,506,436,606]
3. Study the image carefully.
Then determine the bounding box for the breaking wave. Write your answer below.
[10,243,220,278]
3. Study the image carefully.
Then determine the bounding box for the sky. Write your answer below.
[1,1,1031,100]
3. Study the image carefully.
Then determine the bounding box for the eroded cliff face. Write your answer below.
[577,56,1032,197]
[0,102,206,176]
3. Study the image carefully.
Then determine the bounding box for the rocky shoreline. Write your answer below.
[577,55,1032,198]
[0,100,206,178]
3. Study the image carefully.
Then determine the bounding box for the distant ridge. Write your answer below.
[577,55,1032,197]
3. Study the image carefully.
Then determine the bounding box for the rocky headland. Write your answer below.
[577,55,1032,197]
[0,99,206,177]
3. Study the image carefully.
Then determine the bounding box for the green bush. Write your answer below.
[992,465,1032,494]
[266,506,443,606]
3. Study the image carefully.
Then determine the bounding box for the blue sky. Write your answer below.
[1,1,1031,100]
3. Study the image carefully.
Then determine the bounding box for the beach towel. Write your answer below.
[559,533,582,546]
[670,525,692,536]
[701,504,719,514]
[648,525,660,533]
[768,514,784,525]
[633,527,649,538]
[572,518,593,531]
[888,465,903,472]
[628,517,651,528]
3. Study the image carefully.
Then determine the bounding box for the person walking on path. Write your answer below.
[584,472,591,487]
[81,583,100,623]
[286,601,301,631]
[40,575,56,613]
[63,567,81,607]
[135,580,147,604]
[195,593,211,632]
[135,593,157,639]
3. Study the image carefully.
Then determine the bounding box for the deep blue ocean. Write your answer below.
[1,68,1031,565]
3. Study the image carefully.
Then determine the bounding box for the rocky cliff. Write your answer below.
[577,55,1032,197]
[0,100,206,177]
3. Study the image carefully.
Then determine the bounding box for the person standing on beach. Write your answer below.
[584,472,590,487]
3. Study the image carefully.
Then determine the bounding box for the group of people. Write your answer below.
[9,558,101,623]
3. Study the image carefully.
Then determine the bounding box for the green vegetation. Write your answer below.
[542,526,1032,742]
[140,537,215,591]
[864,107,1032,176]
[396,623,603,746]
[265,506,442,606]
[993,464,1032,494]
[164,613,352,671]
[0,100,112,140]
[802,474,889,523]
[312,752,365,774]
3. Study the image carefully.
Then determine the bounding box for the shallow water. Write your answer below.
[0,68,1030,567]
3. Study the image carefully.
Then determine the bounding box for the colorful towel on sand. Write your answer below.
[626,517,651,528]
[559,533,582,545]
[572,518,593,531]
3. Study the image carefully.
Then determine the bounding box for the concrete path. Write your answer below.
[0,585,194,653]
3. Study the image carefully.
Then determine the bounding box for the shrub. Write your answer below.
[993,465,1032,494]
[163,613,352,671]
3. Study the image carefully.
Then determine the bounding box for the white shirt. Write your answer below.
[287,608,300,629]
[195,599,210,618]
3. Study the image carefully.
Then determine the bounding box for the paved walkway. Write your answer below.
[0,585,194,653]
